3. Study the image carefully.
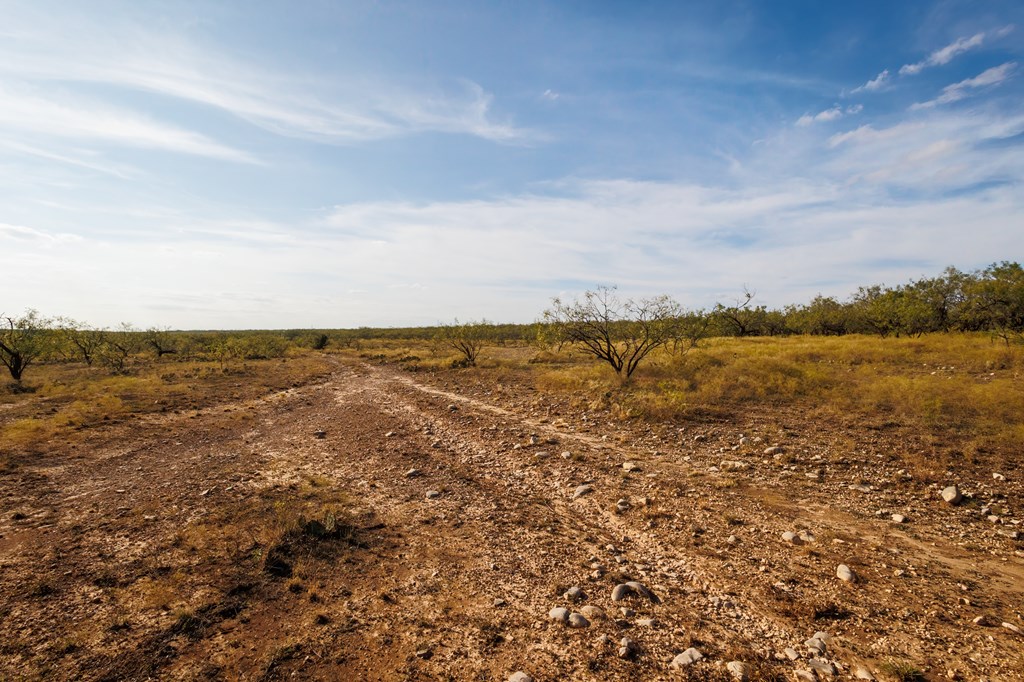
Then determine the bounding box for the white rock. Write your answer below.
[941,485,962,505]
[854,666,876,680]
[564,586,586,603]
[568,612,590,628]
[782,531,804,545]
[1003,622,1022,634]
[670,648,704,668]
[548,607,570,623]
[425,490,441,499]
[509,673,533,682]
[611,581,656,602]
[572,484,594,500]
[836,564,856,582]
[891,513,906,523]
[622,461,640,472]
[580,605,606,620]
[726,661,750,681]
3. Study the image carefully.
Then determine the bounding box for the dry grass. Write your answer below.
[0,354,334,456]
[346,332,1024,466]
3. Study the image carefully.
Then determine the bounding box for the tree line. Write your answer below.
[4,261,1022,384]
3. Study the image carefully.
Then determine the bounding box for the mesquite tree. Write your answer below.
[544,286,697,380]
[0,310,52,382]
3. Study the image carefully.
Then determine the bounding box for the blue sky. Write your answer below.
[2,0,1022,329]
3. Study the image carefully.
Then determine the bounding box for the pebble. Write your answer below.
[764,446,783,455]
[805,637,826,655]
[622,461,641,472]
[572,484,594,500]
[580,605,606,620]
[726,661,750,681]
[670,648,704,668]
[809,659,838,676]
[993,472,1006,481]
[385,431,396,437]
[798,530,816,543]
[508,673,533,682]
[794,671,816,682]
[616,499,631,512]
[836,564,856,582]
[620,607,636,617]
[941,485,962,505]
[782,531,804,545]
[618,637,637,659]
[405,468,421,478]
[637,618,657,628]
[313,430,326,439]
[564,586,586,603]
[854,666,876,680]
[1003,622,1022,634]
[784,648,800,660]
[548,607,570,623]
[611,581,656,602]
[891,513,907,523]
[425,490,441,499]
[568,612,590,628]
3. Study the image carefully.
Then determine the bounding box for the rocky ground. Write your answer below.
[1,356,1022,680]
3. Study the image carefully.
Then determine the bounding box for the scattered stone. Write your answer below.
[891,513,907,523]
[784,647,800,661]
[493,598,506,607]
[764,446,784,455]
[622,461,641,472]
[313,430,327,439]
[805,637,826,655]
[782,531,804,545]
[670,648,704,668]
[794,671,816,682]
[534,451,551,460]
[618,637,637,659]
[564,586,586,603]
[854,666,876,680]
[972,614,995,626]
[727,535,739,545]
[941,485,962,505]
[836,564,856,583]
[611,581,657,602]
[448,404,458,412]
[425,490,441,500]
[616,498,631,512]
[405,468,421,478]
[637,618,657,628]
[508,673,533,682]
[572,484,594,500]
[798,530,816,543]
[694,434,708,442]
[850,483,872,493]
[808,658,838,676]
[988,515,1002,524]
[548,607,570,623]
[415,647,432,659]
[385,431,396,437]
[726,661,750,681]
[1003,622,1022,634]
[620,607,636,617]
[993,472,1006,481]
[580,605,606,620]
[568,612,590,628]
[560,451,572,459]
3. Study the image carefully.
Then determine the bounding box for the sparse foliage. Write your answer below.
[0,310,52,382]
[544,285,696,380]
[438,319,491,367]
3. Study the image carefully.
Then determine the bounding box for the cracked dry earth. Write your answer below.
[2,358,1023,681]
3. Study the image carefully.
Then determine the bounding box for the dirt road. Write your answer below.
[1,358,1022,680]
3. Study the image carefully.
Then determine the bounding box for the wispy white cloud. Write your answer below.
[899,26,1013,76]
[909,62,1017,109]
[542,89,560,101]
[0,222,83,244]
[0,11,532,146]
[851,69,890,94]
[0,86,260,163]
[796,105,862,127]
